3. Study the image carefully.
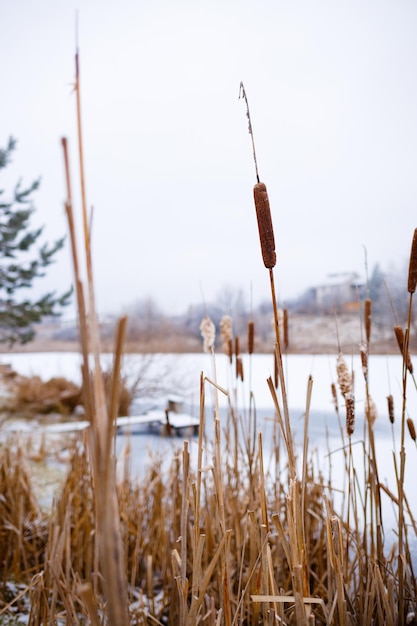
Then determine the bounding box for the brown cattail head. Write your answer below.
[394,325,413,374]
[235,336,240,358]
[253,182,276,269]
[364,298,372,343]
[345,391,355,437]
[387,394,395,424]
[248,320,255,354]
[283,308,289,350]
[408,228,417,294]
[407,417,416,442]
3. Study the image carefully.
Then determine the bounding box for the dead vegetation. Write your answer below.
[3,376,82,417]
[1,59,417,626]
[0,368,134,423]
[1,344,417,625]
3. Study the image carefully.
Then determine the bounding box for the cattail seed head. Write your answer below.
[387,394,395,424]
[360,341,368,383]
[220,315,233,359]
[200,316,216,353]
[345,391,355,437]
[408,228,417,294]
[407,417,416,442]
[364,298,372,343]
[365,395,378,427]
[253,182,276,269]
[336,353,352,397]
[394,325,413,373]
[248,320,255,354]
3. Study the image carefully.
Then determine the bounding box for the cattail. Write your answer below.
[407,417,416,442]
[227,339,233,363]
[331,382,339,413]
[345,391,355,436]
[387,394,395,424]
[394,325,413,374]
[365,395,378,427]
[253,182,276,269]
[200,316,216,353]
[364,298,372,343]
[407,228,417,294]
[235,336,240,358]
[220,315,233,361]
[283,308,289,350]
[360,341,368,383]
[236,356,244,382]
[336,353,352,397]
[248,320,255,354]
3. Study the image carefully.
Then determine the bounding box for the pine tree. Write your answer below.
[0,137,72,345]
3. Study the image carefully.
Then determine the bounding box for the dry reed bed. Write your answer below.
[1,66,417,625]
[1,340,416,625]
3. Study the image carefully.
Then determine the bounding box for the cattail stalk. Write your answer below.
[283,308,289,350]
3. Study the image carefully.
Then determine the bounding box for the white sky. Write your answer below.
[1,0,417,316]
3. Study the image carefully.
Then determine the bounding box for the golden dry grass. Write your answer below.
[1,346,416,625]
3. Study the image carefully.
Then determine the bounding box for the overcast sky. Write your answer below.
[2,0,417,317]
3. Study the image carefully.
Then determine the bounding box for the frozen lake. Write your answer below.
[1,350,417,553]
[2,350,415,417]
